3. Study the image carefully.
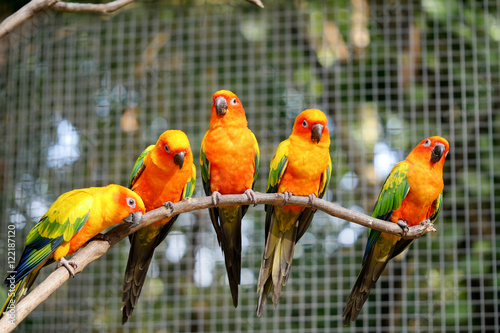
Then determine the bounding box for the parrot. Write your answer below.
[1,184,145,316]
[121,129,196,324]
[200,90,260,307]
[256,109,332,317]
[342,136,450,325]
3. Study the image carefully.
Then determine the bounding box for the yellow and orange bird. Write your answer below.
[342,136,449,325]
[200,90,260,307]
[121,130,196,324]
[256,109,332,316]
[1,184,145,315]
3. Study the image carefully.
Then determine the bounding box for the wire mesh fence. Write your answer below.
[0,0,498,332]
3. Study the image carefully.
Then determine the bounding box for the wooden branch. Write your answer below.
[0,0,59,40]
[50,0,135,14]
[0,0,265,40]
[244,0,265,8]
[0,193,435,332]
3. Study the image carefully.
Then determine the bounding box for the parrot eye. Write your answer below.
[164,144,170,153]
[302,120,308,128]
[126,198,136,209]
[423,139,431,147]
[230,98,237,106]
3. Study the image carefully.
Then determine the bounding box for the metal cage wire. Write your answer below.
[0,1,498,332]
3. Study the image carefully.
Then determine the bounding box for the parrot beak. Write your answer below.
[431,142,445,163]
[123,211,143,226]
[215,97,227,116]
[174,151,185,168]
[311,124,324,143]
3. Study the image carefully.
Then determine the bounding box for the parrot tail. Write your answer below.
[121,235,157,324]
[1,270,40,317]
[217,206,243,308]
[256,217,298,316]
[342,241,394,325]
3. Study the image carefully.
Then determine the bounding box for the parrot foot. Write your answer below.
[211,191,222,207]
[281,192,293,206]
[244,189,257,206]
[163,201,175,213]
[56,257,78,278]
[308,193,316,208]
[416,219,436,235]
[397,219,410,237]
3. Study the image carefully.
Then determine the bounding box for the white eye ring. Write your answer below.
[231,98,237,106]
[302,120,308,128]
[127,198,136,209]
[164,144,170,153]
[423,139,431,147]
[445,151,449,158]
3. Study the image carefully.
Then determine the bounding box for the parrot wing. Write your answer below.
[240,131,260,217]
[200,135,221,239]
[363,161,410,263]
[251,131,261,185]
[129,145,154,188]
[429,191,443,223]
[9,191,92,283]
[264,139,290,242]
[343,161,410,325]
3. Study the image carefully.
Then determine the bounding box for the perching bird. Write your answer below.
[256,109,332,317]
[342,136,449,325]
[121,130,196,324]
[200,90,260,307]
[1,184,145,316]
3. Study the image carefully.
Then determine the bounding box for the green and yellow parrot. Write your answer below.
[256,109,332,316]
[1,184,145,316]
[343,136,450,325]
[121,130,196,324]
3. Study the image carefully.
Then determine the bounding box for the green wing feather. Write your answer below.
[266,139,289,194]
[429,192,443,223]
[318,157,332,199]
[200,136,211,194]
[251,131,260,185]
[129,145,154,188]
[181,163,197,199]
[9,191,93,283]
[364,161,410,263]
[264,139,289,242]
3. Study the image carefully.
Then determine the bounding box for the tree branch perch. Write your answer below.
[0,192,436,332]
[0,0,265,40]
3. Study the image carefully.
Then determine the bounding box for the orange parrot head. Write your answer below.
[407,136,450,169]
[106,184,146,225]
[152,130,193,171]
[292,109,330,145]
[210,90,247,127]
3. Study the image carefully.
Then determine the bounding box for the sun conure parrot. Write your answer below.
[342,136,450,325]
[1,184,145,316]
[200,90,260,307]
[256,109,332,317]
[121,130,196,324]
